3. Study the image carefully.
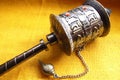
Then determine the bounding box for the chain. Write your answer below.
[55,50,89,79]
[40,47,89,79]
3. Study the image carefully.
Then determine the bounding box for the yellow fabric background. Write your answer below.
[0,0,120,80]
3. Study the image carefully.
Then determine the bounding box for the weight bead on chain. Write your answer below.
[0,0,111,79]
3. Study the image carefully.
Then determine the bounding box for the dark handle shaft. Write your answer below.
[0,40,47,75]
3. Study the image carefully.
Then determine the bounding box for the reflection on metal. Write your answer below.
[0,0,111,79]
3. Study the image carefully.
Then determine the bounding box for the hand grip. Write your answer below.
[0,40,47,75]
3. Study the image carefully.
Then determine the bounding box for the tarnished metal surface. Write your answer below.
[50,5,106,54]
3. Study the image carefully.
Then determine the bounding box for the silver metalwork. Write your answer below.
[39,49,89,79]
[41,0,111,79]
[39,61,57,77]
[0,0,111,79]
[50,5,106,55]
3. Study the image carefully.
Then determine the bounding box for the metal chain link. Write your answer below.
[55,50,89,79]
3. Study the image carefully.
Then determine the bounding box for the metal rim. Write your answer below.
[50,14,72,55]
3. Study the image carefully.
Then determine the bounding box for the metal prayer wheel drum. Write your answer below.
[50,0,110,55]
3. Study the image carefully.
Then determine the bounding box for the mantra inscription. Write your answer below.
[58,5,103,49]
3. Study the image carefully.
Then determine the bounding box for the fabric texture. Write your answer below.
[0,0,120,80]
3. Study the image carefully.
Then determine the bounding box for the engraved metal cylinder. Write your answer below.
[50,0,110,55]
